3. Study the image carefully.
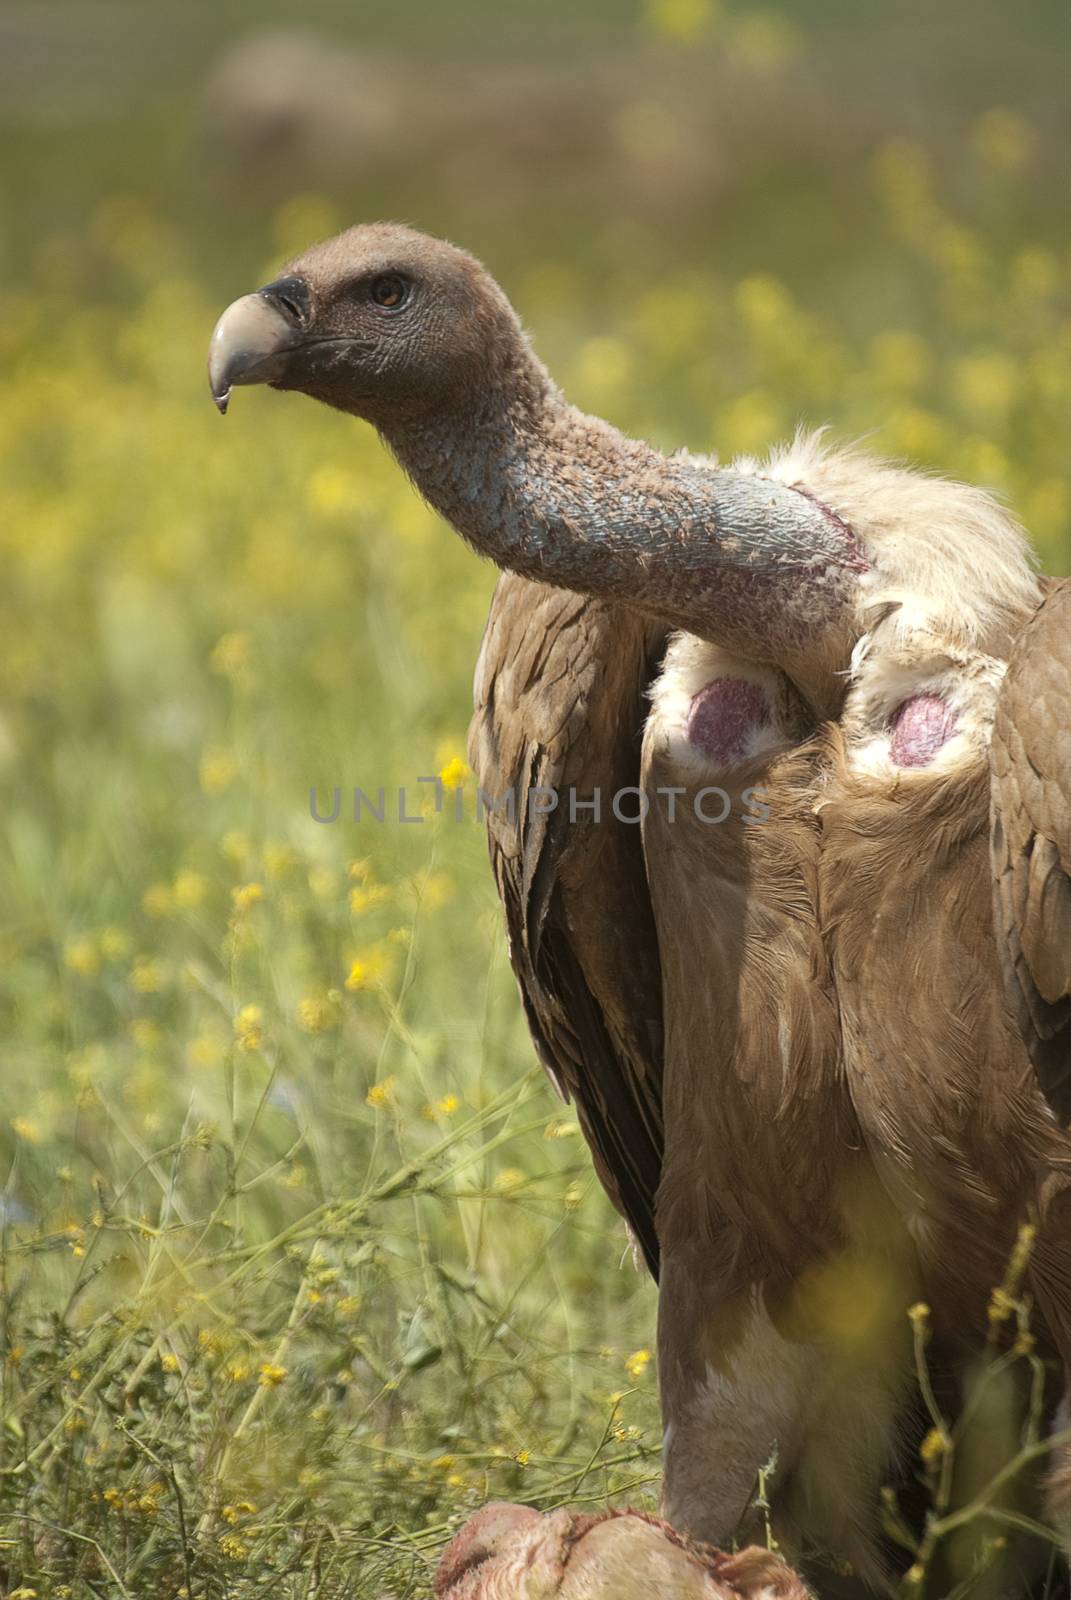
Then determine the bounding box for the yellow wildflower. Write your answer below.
[366,1077,397,1109]
[142,882,173,917]
[438,755,470,788]
[99,926,130,961]
[200,747,238,795]
[234,1005,264,1052]
[988,1286,1015,1324]
[264,842,298,880]
[307,463,358,514]
[230,881,264,915]
[130,1017,161,1050]
[624,1348,652,1380]
[219,1533,248,1560]
[188,1033,225,1070]
[716,388,782,457]
[1010,1220,1038,1276]
[210,631,253,678]
[349,882,392,914]
[493,1167,525,1194]
[644,0,715,42]
[345,944,393,991]
[953,352,1019,426]
[886,406,947,459]
[64,938,101,977]
[173,870,207,909]
[221,829,252,864]
[575,335,633,398]
[735,274,792,331]
[296,995,334,1033]
[420,871,454,910]
[11,1117,42,1144]
[130,957,163,994]
[222,1500,256,1523]
[225,1359,250,1382]
[258,1361,288,1387]
[919,1427,949,1464]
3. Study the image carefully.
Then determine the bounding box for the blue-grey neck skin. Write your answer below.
[383,370,869,676]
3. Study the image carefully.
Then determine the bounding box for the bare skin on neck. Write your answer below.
[208,222,870,713]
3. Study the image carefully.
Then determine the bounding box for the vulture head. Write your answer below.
[209,221,884,686]
[209,222,532,424]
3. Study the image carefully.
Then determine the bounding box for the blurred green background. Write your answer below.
[1,0,1070,1594]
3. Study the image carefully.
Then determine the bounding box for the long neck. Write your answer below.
[382,368,868,676]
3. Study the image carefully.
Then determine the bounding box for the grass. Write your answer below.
[2,2,1071,1594]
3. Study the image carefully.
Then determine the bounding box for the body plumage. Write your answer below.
[209,225,1071,1587]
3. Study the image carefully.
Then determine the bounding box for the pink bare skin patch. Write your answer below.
[889,693,959,768]
[686,677,772,766]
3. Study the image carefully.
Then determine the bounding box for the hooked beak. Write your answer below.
[208,277,309,414]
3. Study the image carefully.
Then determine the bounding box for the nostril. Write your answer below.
[257,274,310,325]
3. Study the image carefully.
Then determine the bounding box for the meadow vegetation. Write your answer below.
[1,1,1070,1593]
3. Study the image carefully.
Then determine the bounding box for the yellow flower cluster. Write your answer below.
[234,1005,264,1052]
[624,1349,652,1380]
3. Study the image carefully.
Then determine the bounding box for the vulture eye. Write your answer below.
[370,274,409,310]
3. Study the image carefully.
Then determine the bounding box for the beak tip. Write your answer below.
[212,386,231,415]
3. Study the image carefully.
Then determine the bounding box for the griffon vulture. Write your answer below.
[208,224,1071,1583]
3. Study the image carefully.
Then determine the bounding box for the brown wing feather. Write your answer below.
[468,572,666,1276]
[991,578,1071,1119]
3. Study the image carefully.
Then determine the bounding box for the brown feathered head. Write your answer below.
[208,222,532,424]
